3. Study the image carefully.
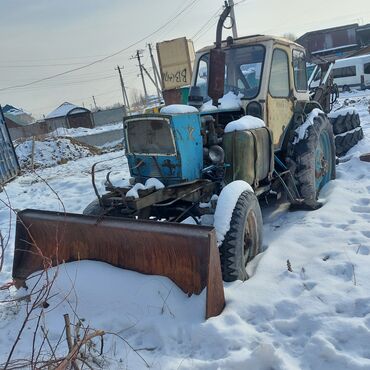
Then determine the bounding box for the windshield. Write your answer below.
[194,45,265,102]
[125,118,176,155]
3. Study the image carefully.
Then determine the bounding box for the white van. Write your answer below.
[309,54,370,91]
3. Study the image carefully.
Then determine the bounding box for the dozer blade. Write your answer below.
[13,209,225,319]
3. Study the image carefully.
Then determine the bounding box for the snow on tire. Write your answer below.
[214,184,263,282]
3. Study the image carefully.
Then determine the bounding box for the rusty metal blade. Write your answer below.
[13,209,225,319]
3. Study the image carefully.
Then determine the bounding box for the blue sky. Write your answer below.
[1,0,370,117]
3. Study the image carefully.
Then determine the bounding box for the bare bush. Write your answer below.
[0,171,149,369]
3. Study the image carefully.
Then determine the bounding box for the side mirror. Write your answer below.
[207,48,226,107]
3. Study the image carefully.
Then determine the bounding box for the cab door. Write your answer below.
[266,47,294,149]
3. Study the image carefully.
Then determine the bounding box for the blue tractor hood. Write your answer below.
[123,113,203,186]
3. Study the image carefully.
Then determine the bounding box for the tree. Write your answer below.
[130,89,146,110]
[283,33,297,42]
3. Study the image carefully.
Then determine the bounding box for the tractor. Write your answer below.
[12,4,336,317]
[82,5,336,281]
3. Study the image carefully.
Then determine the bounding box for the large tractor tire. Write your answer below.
[216,189,263,282]
[335,127,364,157]
[330,111,361,135]
[83,198,125,217]
[83,199,105,216]
[287,112,336,208]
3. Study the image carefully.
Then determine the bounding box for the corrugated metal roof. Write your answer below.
[46,102,90,119]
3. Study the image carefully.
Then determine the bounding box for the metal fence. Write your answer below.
[92,106,126,127]
[0,106,20,186]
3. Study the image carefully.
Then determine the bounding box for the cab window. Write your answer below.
[364,62,370,75]
[293,50,308,91]
[269,49,290,97]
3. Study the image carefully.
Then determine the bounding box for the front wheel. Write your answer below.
[216,190,263,282]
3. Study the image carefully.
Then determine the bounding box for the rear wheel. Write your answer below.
[83,199,105,216]
[287,112,336,207]
[217,190,263,282]
[82,193,123,217]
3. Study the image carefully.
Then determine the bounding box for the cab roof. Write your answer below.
[196,34,305,53]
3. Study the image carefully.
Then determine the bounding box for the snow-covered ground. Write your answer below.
[1,91,370,369]
[50,121,123,138]
[15,137,100,170]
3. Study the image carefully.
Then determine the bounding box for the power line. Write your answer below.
[1,68,139,85]
[193,18,219,42]
[0,54,108,63]
[191,6,223,40]
[0,0,200,92]
[31,88,123,113]
[0,62,88,68]
[192,0,248,42]
[2,75,118,93]
[146,0,202,43]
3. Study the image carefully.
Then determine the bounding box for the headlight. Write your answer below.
[209,145,224,164]
[246,101,262,118]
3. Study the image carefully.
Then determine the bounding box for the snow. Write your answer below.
[50,121,123,138]
[160,104,198,114]
[224,115,265,133]
[336,126,363,137]
[213,180,254,244]
[1,91,370,369]
[144,178,165,190]
[126,178,165,198]
[15,137,98,170]
[200,91,243,112]
[328,107,358,118]
[126,183,146,198]
[293,108,323,144]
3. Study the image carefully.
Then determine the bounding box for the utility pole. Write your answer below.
[148,43,163,102]
[141,64,162,103]
[92,95,98,110]
[228,0,238,39]
[115,65,131,112]
[131,50,148,106]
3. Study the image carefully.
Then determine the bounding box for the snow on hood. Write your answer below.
[200,91,243,112]
[160,104,198,115]
[224,115,265,133]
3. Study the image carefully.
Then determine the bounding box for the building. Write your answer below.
[296,23,370,61]
[3,104,34,126]
[45,102,93,129]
